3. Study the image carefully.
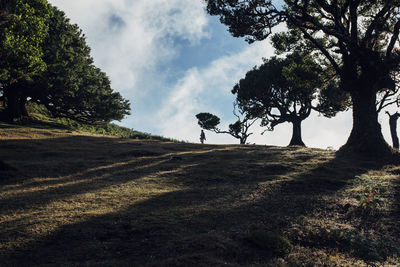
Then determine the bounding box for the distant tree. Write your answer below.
[386,111,400,150]
[379,73,400,149]
[376,88,400,114]
[376,72,400,113]
[233,52,349,146]
[196,102,258,144]
[205,0,400,156]
[0,0,52,120]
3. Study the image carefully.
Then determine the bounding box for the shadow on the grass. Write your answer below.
[0,136,396,266]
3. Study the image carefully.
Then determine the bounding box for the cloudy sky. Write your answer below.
[48,0,396,149]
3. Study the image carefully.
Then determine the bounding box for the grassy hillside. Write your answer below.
[0,126,400,266]
[0,102,178,142]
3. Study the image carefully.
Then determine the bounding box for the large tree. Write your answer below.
[205,0,400,156]
[30,6,130,123]
[233,52,348,146]
[0,0,52,120]
[0,4,130,123]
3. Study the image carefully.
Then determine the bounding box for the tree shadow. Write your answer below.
[0,135,215,183]
[0,135,236,217]
[0,141,397,265]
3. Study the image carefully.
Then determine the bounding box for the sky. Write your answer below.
[48,0,397,150]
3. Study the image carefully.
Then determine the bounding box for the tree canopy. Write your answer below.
[0,0,51,85]
[0,1,130,123]
[30,6,130,123]
[205,0,400,156]
[233,52,348,146]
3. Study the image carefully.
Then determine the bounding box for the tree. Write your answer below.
[386,111,400,149]
[196,102,258,144]
[39,64,130,124]
[0,4,130,123]
[233,52,348,146]
[376,71,400,114]
[0,0,52,120]
[30,6,130,123]
[205,0,400,156]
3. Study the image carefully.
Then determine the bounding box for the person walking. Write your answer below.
[200,130,206,144]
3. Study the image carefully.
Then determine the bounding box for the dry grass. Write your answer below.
[0,125,399,266]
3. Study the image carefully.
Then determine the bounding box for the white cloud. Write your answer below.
[156,39,276,143]
[49,0,210,92]
[153,19,355,148]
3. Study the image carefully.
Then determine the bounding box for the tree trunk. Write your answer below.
[240,136,246,144]
[289,119,305,146]
[339,90,392,157]
[19,96,28,117]
[3,88,27,122]
[387,112,399,150]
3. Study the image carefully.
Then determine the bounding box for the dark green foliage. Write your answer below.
[233,52,348,146]
[0,2,130,123]
[271,28,306,55]
[196,112,220,130]
[0,0,51,83]
[228,121,242,138]
[0,0,51,120]
[206,0,284,44]
[205,0,400,156]
[30,6,130,123]
[317,82,352,118]
[246,231,292,257]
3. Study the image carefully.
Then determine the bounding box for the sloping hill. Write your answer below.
[0,125,399,266]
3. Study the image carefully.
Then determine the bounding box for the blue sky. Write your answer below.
[48,0,396,149]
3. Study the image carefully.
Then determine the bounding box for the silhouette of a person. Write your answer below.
[200,130,206,144]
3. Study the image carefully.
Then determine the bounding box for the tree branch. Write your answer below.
[387,20,400,59]
[362,3,391,46]
[213,128,231,135]
[349,0,360,43]
[293,23,341,72]
[377,90,391,112]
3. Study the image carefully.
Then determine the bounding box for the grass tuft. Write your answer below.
[246,231,292,257]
